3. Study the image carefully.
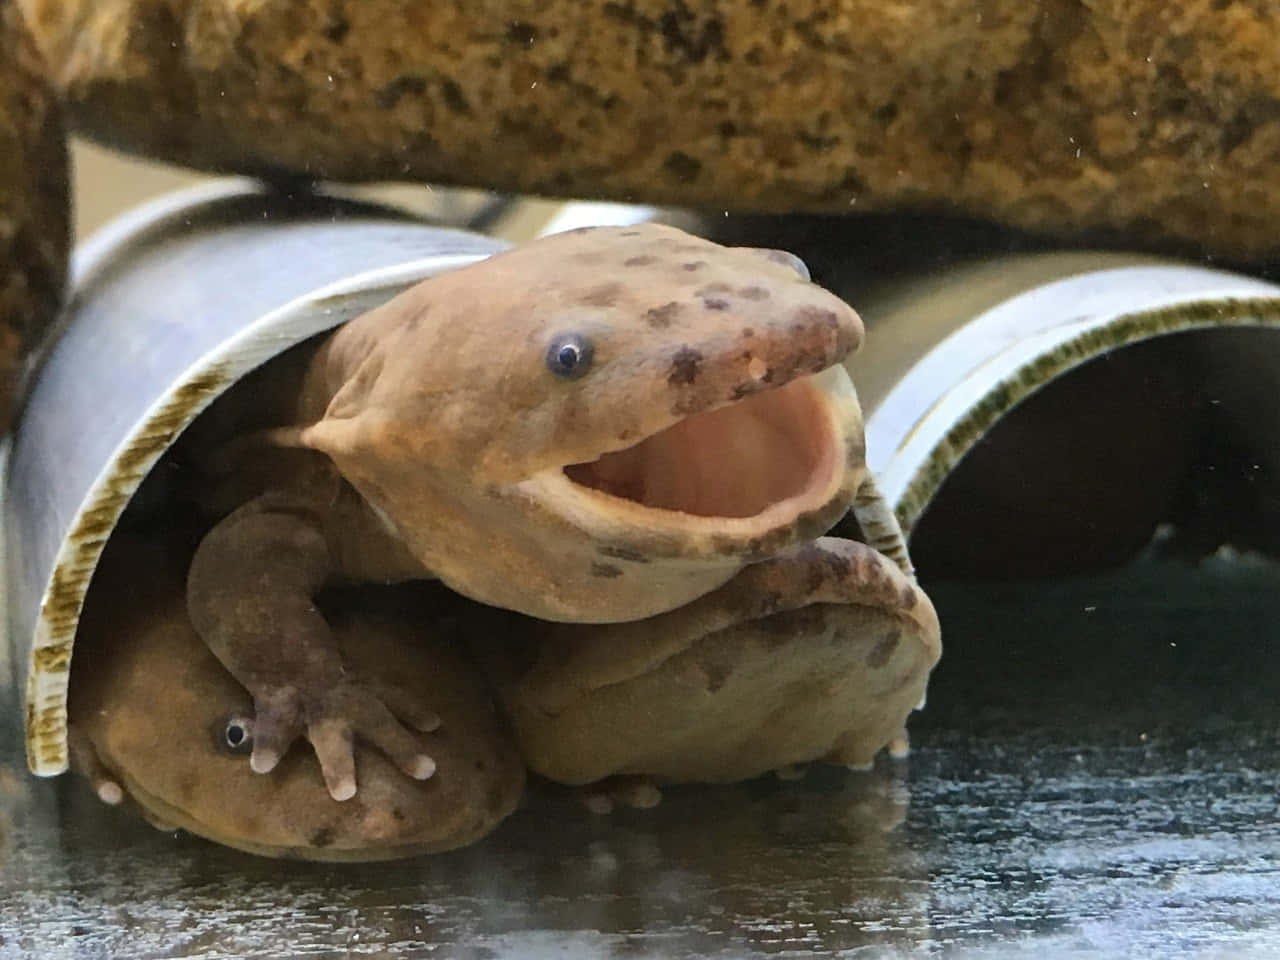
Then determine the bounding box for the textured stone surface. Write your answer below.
[0,0,67,430]
[18,1,1280,258]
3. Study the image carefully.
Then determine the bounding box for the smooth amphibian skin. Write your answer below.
[69,545,525,861]
[476,537,940,791]
[186,223,870,801]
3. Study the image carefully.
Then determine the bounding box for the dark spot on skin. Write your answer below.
[591,562,624,578]
[775,606,829,644]
[670,393,703,416]
[645,302,683,328]
[740,286,770,301]
[805,565,826,595]
[391,807,407,823]
[696,283,732,296]
[681,261,707,271]
[827,550,853,577]
[702,298,731,311]
[700,656,733,693]
[619,230,642,237]
[793,305,841,330]
[310,826,336,848]
[668,347,704,386]
[598,544,651,563]
[797,499,852,545]
[741,327,754,338]
[624,255,657,267]
[758,591,786,616]
[475,758,488,771]
[753,605,824,649]
[581,282,624,307]
[847,434,867,470]
[177,772,199,806]
[866,630,901,668]
[796,303,858,354]
[900,584,918,609]
[709,499,849,561]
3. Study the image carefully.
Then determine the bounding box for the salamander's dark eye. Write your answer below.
[546,333,594,379]
[217,715,254,755]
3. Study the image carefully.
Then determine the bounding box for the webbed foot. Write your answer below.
[886,728,911,761]
[187,483,444,801]
[67,722,125,806]
[247,676,440,802]
[774,763,809,781]
[68,723,177,830]
[575,776,663,815]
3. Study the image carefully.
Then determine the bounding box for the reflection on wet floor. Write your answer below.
[3,549,1280,958]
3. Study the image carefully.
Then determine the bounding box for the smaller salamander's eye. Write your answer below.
[545,333,594,380]
[216,714,255,755]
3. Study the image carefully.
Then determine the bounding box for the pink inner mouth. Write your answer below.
[563,378,836,518]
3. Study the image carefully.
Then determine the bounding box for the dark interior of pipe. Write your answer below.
[910,328,1280,580]
[907,327,1280,740]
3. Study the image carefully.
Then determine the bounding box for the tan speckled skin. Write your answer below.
[0,0,67,430]
[71,553,525,862]
[181,222,868,801]
[290,223,865,623]
[18,0,1280,257]
[476,537,941,784]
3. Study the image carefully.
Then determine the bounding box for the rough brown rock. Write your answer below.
[0,0,67,430]
[19,1,1280,257]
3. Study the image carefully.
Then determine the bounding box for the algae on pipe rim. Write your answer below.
[6,181,506,775]
[841,254,1280,535]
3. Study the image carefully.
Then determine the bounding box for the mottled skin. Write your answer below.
[68,537,937,857]
[477,537,939,790]
[185,223,885,801]
[69,542,525,861]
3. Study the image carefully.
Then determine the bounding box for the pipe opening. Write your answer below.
[909,328,1280,740]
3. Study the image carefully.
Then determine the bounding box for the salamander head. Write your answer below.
[71,582,524,861]
[306,224,867,619]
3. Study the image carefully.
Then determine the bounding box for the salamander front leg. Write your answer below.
[186,498,438,801]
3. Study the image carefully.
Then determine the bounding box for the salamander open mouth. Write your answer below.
[562,375,840,519]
